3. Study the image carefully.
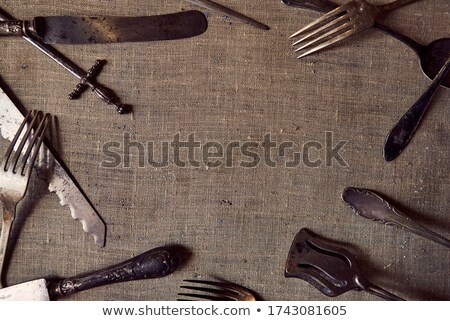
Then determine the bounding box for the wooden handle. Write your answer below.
[47,247,179,299]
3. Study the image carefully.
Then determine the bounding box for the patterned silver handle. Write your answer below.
[48,247,179,300]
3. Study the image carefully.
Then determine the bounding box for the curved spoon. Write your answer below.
[282,0,450,88]
[342,187,450,248]
[384,58,450,161]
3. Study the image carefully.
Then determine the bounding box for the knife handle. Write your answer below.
[47,247,179,300]
[0,20,26,36]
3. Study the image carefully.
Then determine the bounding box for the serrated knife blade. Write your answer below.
[0,85,106,247]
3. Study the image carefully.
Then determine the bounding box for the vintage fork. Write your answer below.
[178,279,259,301]
[290,0,419,58]
[0,110,51,288]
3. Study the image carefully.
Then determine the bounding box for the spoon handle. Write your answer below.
[384,59,450,161]
[342,187,450,249]
[354,275,405,301]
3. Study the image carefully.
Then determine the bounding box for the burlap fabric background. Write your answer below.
[0,0,448,300]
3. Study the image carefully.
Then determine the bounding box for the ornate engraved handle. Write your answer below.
[47,247,179,299]
[0,8,130,114]
[0,20,26,36]
[342,187,450,248]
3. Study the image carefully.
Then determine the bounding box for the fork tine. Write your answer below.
[296,27,356,59]
[178,292,232,301]
[178,279,257,301]
[289,4,350,38]
[291,13,352,46]
[18,112,51,176]
[1,111,34,171]
[5,110,51,176]
[180,284,239,300]
[295,22,356,58]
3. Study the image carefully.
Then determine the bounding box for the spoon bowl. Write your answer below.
[420,38,450,87]
[284,0,450,87]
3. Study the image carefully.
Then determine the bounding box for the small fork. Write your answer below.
[290,0,419,58]
[178,279,259,301]
[0,110,51,288]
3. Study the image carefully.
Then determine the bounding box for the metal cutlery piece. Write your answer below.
[0,7,129,114]
[384,59,450,161]
[283,0,450,87]
[0,84,106,247]
[285,228,405,300]
[0,246,179,300]
[185,0,269,30]
[289,0,419,58]
[0,110,51,288]
[282,0,337,13]
[342,187,450,248]
[178,279,259,301]
[0,11,208,44]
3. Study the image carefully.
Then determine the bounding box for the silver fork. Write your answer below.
[0,110,51,288]
[178,279,259,301]
[290,0,419,58]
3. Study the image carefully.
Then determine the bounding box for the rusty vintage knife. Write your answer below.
[0,84,106,247]
[0,247,179,300]
[0,10,208,44]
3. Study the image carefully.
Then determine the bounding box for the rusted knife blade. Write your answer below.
[0,10,208,44]
[0,85,106,247]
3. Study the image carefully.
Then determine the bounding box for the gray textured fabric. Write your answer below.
[0,0,448,300]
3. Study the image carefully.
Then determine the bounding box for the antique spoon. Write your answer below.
[282,0,450,88]
[384,58,450,161]
[342,187,450,248]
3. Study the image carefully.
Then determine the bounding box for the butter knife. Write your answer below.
[342,187,450,248]
[185,0,269,30]
[0,84,106,247]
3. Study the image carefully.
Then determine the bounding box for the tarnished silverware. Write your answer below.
[0,110,51,288]
[289,0,419,58]
[0,7,128,114]
[282,0,337,13]
[185,0,269,30]
[0,11,207,44]
[0,246,179,300]
[285,228,405,300]
[178,279,260,301]
[342,187,450,248]
[0,84,106,247]
[384,59,450,161]
[284,0,450,87]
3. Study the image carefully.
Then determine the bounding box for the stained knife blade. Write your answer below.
[0,247,179,300]
[0,10,208,44]
[0,84,106,247]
